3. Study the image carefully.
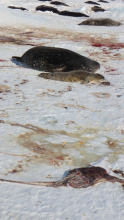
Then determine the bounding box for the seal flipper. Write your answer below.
[12,56,22,62]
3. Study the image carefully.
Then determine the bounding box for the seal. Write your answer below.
[8,6,28,11]
[38,70,104,83]
[59,11,89,17]
[12,46,100,73]
[79,18,122,26]
[85,1,100,5]
[36,5,59,14]
[91,6,105,12]
[0,166,124,188]
[50,1,69,6]
[98,0,109,3]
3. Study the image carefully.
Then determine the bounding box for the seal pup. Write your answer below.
[0,166,124,188]
[79,18,122,26]
[38,70,104,84]
[12,46,100,73]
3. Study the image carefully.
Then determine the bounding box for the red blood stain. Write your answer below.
[114,53,120,56]
[0,59,6,62]
[105,68,117,72]
[90,38,124,49]
[56,156,64,160]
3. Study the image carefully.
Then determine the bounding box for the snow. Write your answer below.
[0,0,124,219]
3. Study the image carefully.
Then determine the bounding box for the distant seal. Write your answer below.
[85,1,100,5]
[36,5,59,13]
[91,6,105,12]
[78,18,122,26]
[12,46,100,73]
[50,1,69,6]
[38,70,104,83]
[0,166,124,188]
[8,6,28,11]
[98,0,109,3]
[59,11,89,17]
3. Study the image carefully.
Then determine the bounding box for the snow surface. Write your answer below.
[0,0,124,219]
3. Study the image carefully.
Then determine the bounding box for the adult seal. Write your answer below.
[38,70,104,83]
[12,46,100,73]
[79,18,122,26]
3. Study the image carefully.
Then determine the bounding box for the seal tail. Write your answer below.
[12,56,22,62]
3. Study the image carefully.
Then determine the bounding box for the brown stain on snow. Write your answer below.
[0,84,11,93]
[0,120,124,170]
[92,92,110,98]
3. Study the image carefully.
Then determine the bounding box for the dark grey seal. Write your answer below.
[91,6,105,12]
[98,0,109,3]
[59,11,89,17]
[38,70,104,83]
[36,5,59,13]
[79,18,122,26]
[12,46,100,73]
[85,1,100,5]
[50,1,69,6]
[8,6,28,11]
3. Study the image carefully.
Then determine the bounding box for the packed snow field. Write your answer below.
[0,0,124,219]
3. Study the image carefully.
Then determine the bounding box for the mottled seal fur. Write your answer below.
[38,70,104,83]
[0,166,124,188]
[79,18,122,26]
[12,46,100,73]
